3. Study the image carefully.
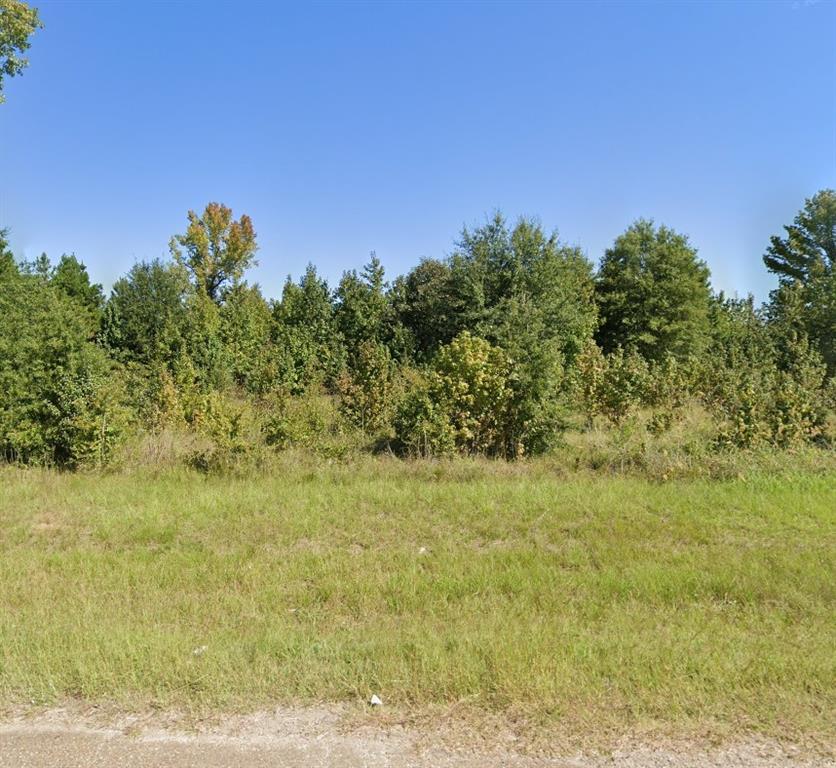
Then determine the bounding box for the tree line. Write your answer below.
[0,190,833,469]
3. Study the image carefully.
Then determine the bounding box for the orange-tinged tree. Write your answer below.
[169,202,257,302]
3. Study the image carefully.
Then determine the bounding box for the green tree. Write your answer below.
[337,340,394,434]
[394,332,513,456]
[501,218,597,364]
[763,190,836,374]
[704,293,771,372]
[574,342,649,426]
[0,227,17,278]
[51,253,105,332]
[335,253,390,354]
[396,214,597,368]
[596,220,711,362]
[708,332,828,450]
[169,202,258,302]
[19,251,49,278]
[272,265,345,391]
[219,282,276,393]
[181,290,229,392]
[492,294,567,455]
[392,258,458,361]
[0,0,42,103]
[102,259,190,365]
[764,190,835,283]
[0,270,126,467]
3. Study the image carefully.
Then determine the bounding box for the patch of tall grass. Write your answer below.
[0,460,833,743]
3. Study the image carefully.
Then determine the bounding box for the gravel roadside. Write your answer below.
[0,706,832,768]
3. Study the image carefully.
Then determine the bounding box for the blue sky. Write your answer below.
[1,0,834,301]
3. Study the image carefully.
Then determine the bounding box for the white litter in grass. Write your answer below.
[192,645,208,656]
[369,694,382,707]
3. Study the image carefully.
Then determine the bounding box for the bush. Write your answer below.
[0,272,129,468]
[574,343,649,426]
[392,381,457,457]
[394,332,513,456]
[645,356,691,435]
[707,335,829,449]
[337,340,395,434]
[262,387,361,459]
[188,391,263,473]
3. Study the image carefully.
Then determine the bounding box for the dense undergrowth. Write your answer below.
[2,191,835,471]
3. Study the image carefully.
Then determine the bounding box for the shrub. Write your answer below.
[574,343,649,426]
[337,340,394,434]
[645,356,691,435]
[262,387,361,458]
[707,335,829,449]
[188,391,262,473]
[394,333,513,456]
[392,382,457,458]
[0,272,129,468]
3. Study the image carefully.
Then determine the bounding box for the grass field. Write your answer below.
[0,457,834,745]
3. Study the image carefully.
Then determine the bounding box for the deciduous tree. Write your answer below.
[170,202,257,302]
[596,220,711,362]
[0,0,42,103]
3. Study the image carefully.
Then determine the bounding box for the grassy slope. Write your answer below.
[0,459,833,741]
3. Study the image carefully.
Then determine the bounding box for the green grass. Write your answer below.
[0,457,834,742]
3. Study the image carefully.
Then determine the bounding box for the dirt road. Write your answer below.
[0,706,831,768]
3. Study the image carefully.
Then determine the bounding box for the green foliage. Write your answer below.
[696,293,830,449]
[0,271,128,467]
[103,259,190,365]
[51,364,130,469]
[0,227,17,277]
[337,340,394,434]
[0,0,42,102]
[272,265,345,391]
[644,355,690,435]
[219,282,276,393]
[187,392,263,474]
[767,273,836,377]
[392,383,456,457]
[335,253,392,352]
[13,252,105,336]
[506,220,598,365]
[596,220,711,362]
[707,333,829,449]
[574,343,649,426]
[703,293,771,374]
[262,387,359,458]
[3,197,834,473]
[492,295,567,455]
[764,190,836,374]
[395,333,513,456]
[764,189,835,284]
[395,215,597,367]
[51,254,105,333]
[804,269,836,374]
[170,202,258,302]
[391,258,457,361]
[431,332,513,454]
[180,291,230,392]
[144,364,187,430]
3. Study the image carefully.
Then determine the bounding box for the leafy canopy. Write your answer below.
[0,0,42,103]
[596,219,711,362]
[764,190,836,374]
[170,202,258,302]
[764,189,836,284]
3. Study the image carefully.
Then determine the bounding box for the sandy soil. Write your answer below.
[0,704,832,768]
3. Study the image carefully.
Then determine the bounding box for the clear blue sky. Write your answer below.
[1,0,834,301]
